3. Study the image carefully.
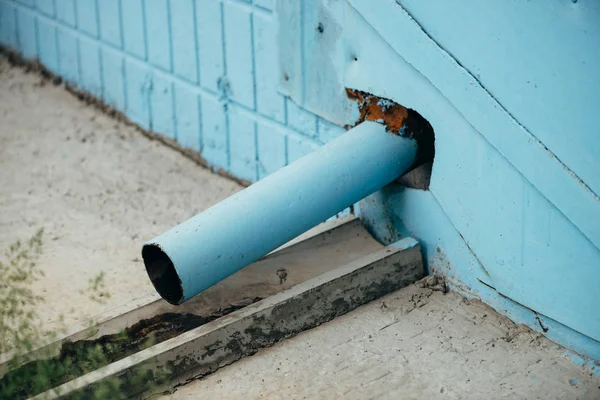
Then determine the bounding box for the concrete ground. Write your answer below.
[0,55,241,333]
[1,55,598,399]
[165,282,600,400]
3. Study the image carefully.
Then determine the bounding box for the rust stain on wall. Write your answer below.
[346,88,436,176]
[346,88,409,134]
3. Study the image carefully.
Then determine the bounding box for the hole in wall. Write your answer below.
[346,89,435,190]
[398,108,435,190]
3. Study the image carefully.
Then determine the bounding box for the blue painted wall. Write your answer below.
[276,0,600,364]
[1,0,598,366]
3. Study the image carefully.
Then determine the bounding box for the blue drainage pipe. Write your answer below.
[142,121,417,304]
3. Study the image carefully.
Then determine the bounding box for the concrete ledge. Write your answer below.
[0,216,371,376]
[34,238,423,399]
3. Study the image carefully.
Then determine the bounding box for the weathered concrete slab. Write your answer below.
[33,238,423,399]
[166,279,600,400]
[0,217,379,376]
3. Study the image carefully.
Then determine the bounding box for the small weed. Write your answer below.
[0,230,164,399]
[0,228,49,356]
[80,271,111,304]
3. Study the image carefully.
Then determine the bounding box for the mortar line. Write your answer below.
[191,0,200,85]
[72,0,78,29]
[32,12,39,58]
[13,4,20,51]
[166,0,174,72]
[75,30,82,88]
[197,90,204,153]
[117,0,124,49]
[93,0,104,100]
[33,11,40,65]
[141,0,153,130]
[121,51,128,113]
[93,0,100,38]
[249,8,257,111]
[54,20,60,75]
[299,0,306,104]
[220,0,231,169]
[140,0,149,61]
[170,80,177,141]
[253,121,259,182]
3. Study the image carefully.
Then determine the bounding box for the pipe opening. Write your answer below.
[142,244,184,305]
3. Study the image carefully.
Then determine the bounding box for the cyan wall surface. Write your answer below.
[278,0,600,364]
[279,0,600,359]
[1,0,599,365]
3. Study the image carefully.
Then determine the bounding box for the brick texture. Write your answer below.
[0,0,344,183]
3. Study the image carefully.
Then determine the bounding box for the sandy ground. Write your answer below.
[165,281,600,400]
[0,55,241,332]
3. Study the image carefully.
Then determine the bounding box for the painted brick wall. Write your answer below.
[0,0,346,183]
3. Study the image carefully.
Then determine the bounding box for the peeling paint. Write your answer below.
[346,88,435,183]
[346,88,408,135]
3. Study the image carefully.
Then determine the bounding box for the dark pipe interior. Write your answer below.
[397,108,435,190]
[142,244,184,305]
[404,108,435,170]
